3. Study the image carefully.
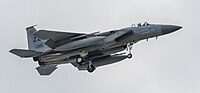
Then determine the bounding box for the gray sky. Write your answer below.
[0,0,200,93]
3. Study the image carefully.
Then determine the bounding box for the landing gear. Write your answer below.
[127,54,132,59]
[76,50,88,64]
[76,50,96,73]
[76,50,96,72]
[79,50,88,57]
[87,65,95,73]
[87,61,95,73]
[127,42,134,59]
[76,56,83,64]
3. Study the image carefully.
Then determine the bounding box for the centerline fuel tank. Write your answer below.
[76,55,128,70]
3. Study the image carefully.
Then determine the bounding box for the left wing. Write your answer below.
[34,30,85,48]
[34,30,85,42]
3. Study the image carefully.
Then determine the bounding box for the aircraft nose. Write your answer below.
[161,25,182,35]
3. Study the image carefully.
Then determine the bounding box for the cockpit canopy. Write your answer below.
[132,22,150,27]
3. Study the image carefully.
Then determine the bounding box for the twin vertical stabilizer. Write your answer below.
[26,25,49,52]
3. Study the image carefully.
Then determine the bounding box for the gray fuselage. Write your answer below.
[39,24,181,65]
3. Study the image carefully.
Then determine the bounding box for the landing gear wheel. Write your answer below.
[127,42,134,57]
[87,65,95,73]
[127,54,132,59]
[76,57,83,64]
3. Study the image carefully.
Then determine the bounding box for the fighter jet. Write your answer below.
[9,22,182,75]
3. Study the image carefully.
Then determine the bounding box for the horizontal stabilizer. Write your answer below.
[9,49,42,58]
[36,66,57,75]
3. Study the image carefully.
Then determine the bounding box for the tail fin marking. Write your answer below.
[26,25,50,52]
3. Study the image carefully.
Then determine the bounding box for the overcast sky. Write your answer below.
[0,0,200,93]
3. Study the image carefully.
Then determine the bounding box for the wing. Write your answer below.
[33,30,86,48]
[34,30,85,42]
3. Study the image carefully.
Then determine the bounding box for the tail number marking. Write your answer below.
[33,36,41,42]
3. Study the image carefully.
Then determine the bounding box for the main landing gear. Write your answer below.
[76,58,95,73]
[76,56,83,64]
[76,50,88,64]
[76,50,95,73]
[87,61,95,73]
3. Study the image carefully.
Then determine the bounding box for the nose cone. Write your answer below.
[162,25,182,35]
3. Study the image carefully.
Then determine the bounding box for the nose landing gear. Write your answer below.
[127,53,132,58]
[127,42,134,59]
